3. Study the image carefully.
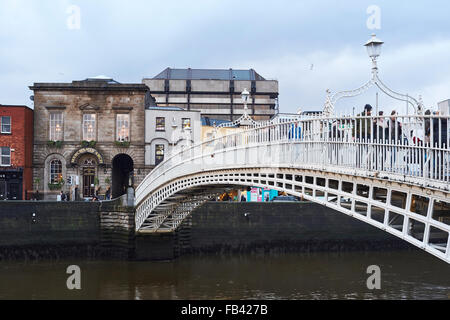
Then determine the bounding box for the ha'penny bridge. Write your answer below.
[134,35,450,264]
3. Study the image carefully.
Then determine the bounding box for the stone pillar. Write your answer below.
[99,200,136,259]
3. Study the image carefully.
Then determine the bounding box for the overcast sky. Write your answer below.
[0,0,449,114]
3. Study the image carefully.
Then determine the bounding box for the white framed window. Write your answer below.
[1,147,11,166]
[155,144,164,165]
[1,116,11,134]
[50,159,62,183]
[83,114,96,141]
[116,114,130,142]
[156,117,165,131]
[49,113,63,141]
[182,118,191,130]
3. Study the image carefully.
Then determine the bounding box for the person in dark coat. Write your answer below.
[431,111,448,177]
[373,111,386,142]
[74,185,79,201]
[386,110,402,143]
[432,111,448,147]
[354,104,374,141]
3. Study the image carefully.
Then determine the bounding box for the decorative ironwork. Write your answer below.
[135,113,450,264]
[323,35,424,116]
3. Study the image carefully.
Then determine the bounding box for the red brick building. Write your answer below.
[0,105,34,200]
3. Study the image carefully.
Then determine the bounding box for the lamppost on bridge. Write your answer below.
[241,88,250,114]
[323,34,424,116]
[212,88,258,132]
[364,33,384,74]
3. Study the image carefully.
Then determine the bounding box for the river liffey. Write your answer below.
[0,250,449,300]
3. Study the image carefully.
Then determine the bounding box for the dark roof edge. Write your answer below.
[142,78,277,82]
[29,83,148,91]
[150,68,267,81]
[0,104,33,110]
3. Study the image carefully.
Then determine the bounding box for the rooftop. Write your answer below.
[85,75,120,84]
[147,106,200,112]
[0,104,32,110]
[30,77,147,91]
[152,68,266,81]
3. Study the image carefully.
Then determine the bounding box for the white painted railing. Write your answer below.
[136,113,450,207]
[133,113,450,263]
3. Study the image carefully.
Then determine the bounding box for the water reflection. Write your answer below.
[0,250,449,300]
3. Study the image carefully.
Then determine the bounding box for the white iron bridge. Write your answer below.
[135,113,450,264]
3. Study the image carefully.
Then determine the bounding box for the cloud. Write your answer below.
[236,37,450,114]
[0,0,449,113]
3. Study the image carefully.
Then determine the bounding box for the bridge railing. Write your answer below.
[136,113,450,205]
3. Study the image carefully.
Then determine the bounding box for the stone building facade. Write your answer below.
[143,68,279,121]
[29,77,151,200]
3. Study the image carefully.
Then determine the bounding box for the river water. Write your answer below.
[0,250,449,300]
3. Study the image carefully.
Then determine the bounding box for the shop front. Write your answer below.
[0,169,23,200]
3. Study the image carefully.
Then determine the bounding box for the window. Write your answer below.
[155,144,164,165]
[83,114,96,141]
[49,113,63,141]
[182,118,191,130]
[1,116,11,134]
[50,159,62,183]
[1,147,10,166]
[156,117,165,131]
[116,114,130,142]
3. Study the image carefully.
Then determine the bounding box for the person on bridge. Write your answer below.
[386,110,403,170]
[373,111,387,142]
[373,111,388,170]
[353,104,376,170]
[387,110,402,143]
[428,111,448,178]
[289,120,302,163]
[328,120,341,140]
[288,121,302,140]
[431,111,448,148]
[354,104,375,141]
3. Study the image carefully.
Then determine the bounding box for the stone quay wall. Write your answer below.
[0,197,134,260]
[0,200,409,261]
[135,202,410,260]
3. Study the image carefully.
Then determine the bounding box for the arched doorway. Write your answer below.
[112,154,134,199]
[79,155,97,198]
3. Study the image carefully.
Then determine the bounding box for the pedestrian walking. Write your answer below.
[386,110,403,169]
[60,190,66,202]
[105,186,111,200]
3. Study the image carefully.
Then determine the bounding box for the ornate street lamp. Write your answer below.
[241,88,250,113]
[365,34,384,60]
[323,34,423,116]
[364,34,384,73]
[214,88,258,129]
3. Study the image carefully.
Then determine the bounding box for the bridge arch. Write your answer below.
[136,167,450,264]
[135,114,450,264]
